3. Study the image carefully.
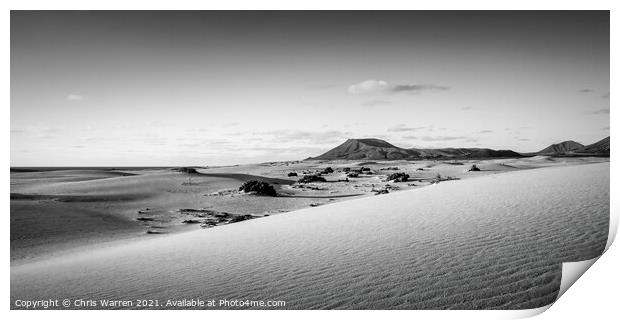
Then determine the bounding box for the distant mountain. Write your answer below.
[310,138,523,160]
[529,136,610,156]
[576,136,610,155]
[537,140,584,155]
[415,147,523,158]
[311,138,419,160]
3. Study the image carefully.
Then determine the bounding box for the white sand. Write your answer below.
[10,162,609,309]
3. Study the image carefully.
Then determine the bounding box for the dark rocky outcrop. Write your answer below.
[321,167,334,174]
[380,167,400,171]
[238,180,277,196]
[298,175,327,184]
[174,167,199,174]
[230,215,254,223]
[386,172,410,182]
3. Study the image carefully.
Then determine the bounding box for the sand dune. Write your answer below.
[10,170,279,261]
[197,172,295,185]
[10,167,362,261]
[11,162,609,309]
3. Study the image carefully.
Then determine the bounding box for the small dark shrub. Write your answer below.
[342,167,351,172]
[230,215,254,223]
[321,167,334,174]
[347,172,359,178]
[287,172,298,177]
[381,167,400,171]
[387,172,410,182]
[298,175,327,183]
[468,164,481,172]
[175,167,198,174]
[238,180,277,196]
[360,167,371,172]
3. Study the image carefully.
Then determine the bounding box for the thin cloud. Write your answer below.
[391,84,449,93]
[309,84,337,90]
[348,79,449,95]
[263,130,349,145]
[403,136,477,143]
[419,136,467,142]
[461,106,473,111]
[66,94,84,101]
[579,89,594,93]
[179,143,201,148]
[361,99,392,107]
[387,124,427,132]
[602,92,610,99]
[14,126,62,139]
[588,108,610,115]
[478,130,493,134]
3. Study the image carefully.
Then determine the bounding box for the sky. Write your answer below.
[11,11,609,166]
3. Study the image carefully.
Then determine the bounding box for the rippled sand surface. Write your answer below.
[11,163,609,309]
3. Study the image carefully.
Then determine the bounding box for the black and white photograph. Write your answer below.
[9,9,612,312]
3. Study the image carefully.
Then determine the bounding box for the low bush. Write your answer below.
[380,167,400,171]
[238,180,277,196]
[230,215,254,223]
[386,172,410,182]
[298,175,327,183]
[175,167,198,174]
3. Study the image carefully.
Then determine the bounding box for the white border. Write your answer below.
[3,2,616,320]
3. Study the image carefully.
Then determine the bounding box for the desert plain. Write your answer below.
[10,154,610,309]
